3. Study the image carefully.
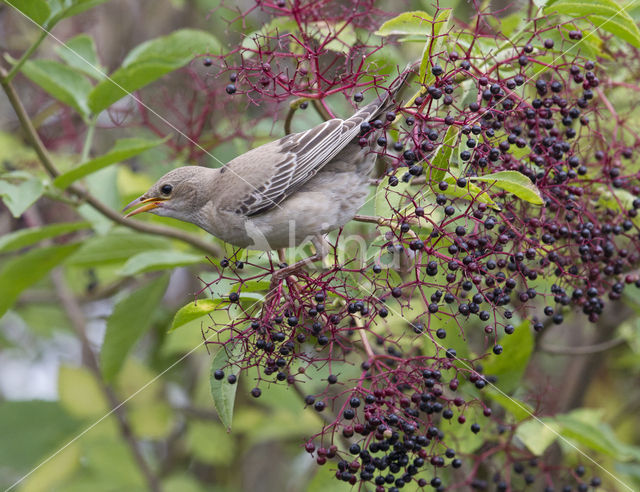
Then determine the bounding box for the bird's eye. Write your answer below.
[160,184,173,195]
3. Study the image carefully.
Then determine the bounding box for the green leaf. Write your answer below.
[54,137,167,189]
[210,341,245,431]
[0,400,80,474]
[0,242,81,318]
[55,34,104,80]
[471,170,544,205]
[430,124,458,183]
[515,419,559,455]
[375,11,434,36]
[485,388,534,422]
[419,9,451,83]
[88,29,222,113]
[21,59,92,117]
[100,274,169,381]
[119,250,205,276]
[0,221,89,253]
[374,175,412,219]
[171,299,225,332]
[0,176,44,217]
[5,0,50,25]
[308,21,357,54]
[439,176,498,207]
[186,421,236,465]
[241,17,299,53]
[67,231,167,266]
[551,408,640,460]
[46,0,110,27]
[481,320,533,393]
[58,365,108,417]
[545,0,640,47]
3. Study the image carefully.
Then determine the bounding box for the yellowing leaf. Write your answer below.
[471,170,544,205]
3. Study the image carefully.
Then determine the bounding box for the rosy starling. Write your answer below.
[124,69,410,252]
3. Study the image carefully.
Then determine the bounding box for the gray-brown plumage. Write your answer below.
[124,70,410,250]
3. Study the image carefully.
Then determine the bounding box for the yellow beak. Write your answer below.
[123,196,167,218]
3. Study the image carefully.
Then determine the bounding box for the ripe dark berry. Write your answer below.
[327,374,338,384]
[225,84,236,94]
[314,401,325,411]
[227,374,237,384]
[213,369,224,380]
[353,92,363,102]
[251,387,262,398]
[229,292,239,302]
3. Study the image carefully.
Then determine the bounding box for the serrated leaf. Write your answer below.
[0,242,81,318]
[0,221,89,253]
[481,320,533,393]
[0,176,44,217]
[545,0,640,47]
[171,299,225,332]
[5,0,50,25]
[375,11,434,36]
[89,29,222,113]
[471,170,544,205]
[100,274,169,381]
[55,34,104,80]
[430,124,458,184]
[210,341,245,431]
[119,250,205,276]
[54,137,167,189]
[21,59,92,117]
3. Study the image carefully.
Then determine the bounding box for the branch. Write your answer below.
[283,97,309,135]
[311,98,333,121]
[539,337,625,356]
[50,269,161,492]
[0,69,223,258]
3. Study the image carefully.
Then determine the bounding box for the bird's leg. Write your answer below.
[271,235,329,283]
[261,238,327,322]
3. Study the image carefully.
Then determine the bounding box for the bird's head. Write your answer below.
[123,166,213,223]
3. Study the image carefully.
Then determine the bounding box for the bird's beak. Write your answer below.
[123,196,167,217]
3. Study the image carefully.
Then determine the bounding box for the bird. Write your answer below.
[123,69,411,258]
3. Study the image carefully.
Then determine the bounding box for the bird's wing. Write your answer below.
[229,69,411,217]
[234,111,371,217]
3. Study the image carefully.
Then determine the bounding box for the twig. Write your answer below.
[50,269,161,492]
[283,97,309,135]
[311,98,332,122]
[353,214,383,225]
[539,337,625,356]
[5,31,47,82]
[0,70,223,258]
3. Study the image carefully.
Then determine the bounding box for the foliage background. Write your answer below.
[1,0,640,491]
